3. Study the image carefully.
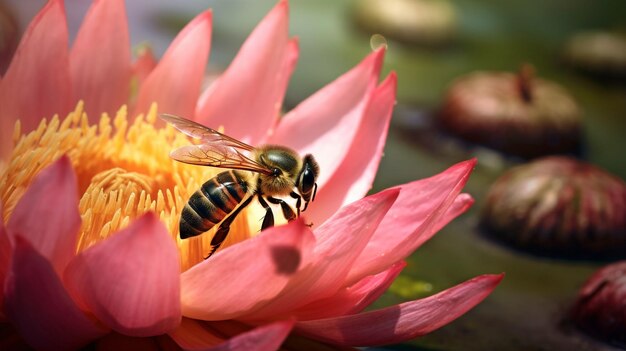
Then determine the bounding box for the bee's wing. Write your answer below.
[169,144,273,175]
[160,113,255,151]
[160,114,273,175]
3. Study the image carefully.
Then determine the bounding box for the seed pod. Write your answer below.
[439,65,582,158]
[352,0,457,46]
[481,156,626,259]
[564,31,626,81]
[572,261,626,346]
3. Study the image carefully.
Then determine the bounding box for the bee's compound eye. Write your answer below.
[300,168,315,192]
[272,168,282,177]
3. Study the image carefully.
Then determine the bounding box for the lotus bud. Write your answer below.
[481,156,626,259]
[572,261,626,346]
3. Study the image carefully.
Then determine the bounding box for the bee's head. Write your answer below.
[257,145,301,195]
[296,154,319,206]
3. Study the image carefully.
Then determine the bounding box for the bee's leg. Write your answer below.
[289,191,302,216]
[267,196,297,222]
[302,184,317,212]
[205,195,254,259]
[257,194,274,230]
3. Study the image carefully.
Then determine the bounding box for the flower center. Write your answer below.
[76,168,154,252]
[0,102,253,271]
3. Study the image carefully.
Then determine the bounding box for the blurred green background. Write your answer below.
[174,0,626,350]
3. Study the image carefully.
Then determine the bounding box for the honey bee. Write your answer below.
[160,114,319,258]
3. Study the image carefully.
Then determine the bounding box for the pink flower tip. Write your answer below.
[56,154,73,170]
[486,273,506,285]
[138,211,158,223]
[277,0,289,11]
[373,45,387,55]
[196,8,213,22]
[43,0,66,17]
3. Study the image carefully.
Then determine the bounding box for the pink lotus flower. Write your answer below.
[0,0,503,349]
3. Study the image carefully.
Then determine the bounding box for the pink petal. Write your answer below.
[295,274,504,346]
[268,48,385,188]
[7,156,80,275]
[346,159,477,284]
[4,237,108,350]
[170,319,294,351]
[0,0,71,158]
[206,320,294,351]
[134,10,212,119]
[0,201,11,320]
[132,45,158,87]
[181,218,316,321]
[195,0,296,144]
[70,0,131,119]
[306,72,396,225]
[432,193,474,234]
[168,318,225,349]
[63,213,181,337]
[292,261,406,320]
[242,189,399,321]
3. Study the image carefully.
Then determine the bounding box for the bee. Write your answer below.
[160,114,319,258]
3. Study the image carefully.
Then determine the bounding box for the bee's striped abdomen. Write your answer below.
[179,170,249,239]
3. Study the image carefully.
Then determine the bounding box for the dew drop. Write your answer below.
[370,34,388,50]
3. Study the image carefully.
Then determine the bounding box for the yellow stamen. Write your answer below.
[0,102,254,271]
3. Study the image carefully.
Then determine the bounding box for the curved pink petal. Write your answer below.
[195,2,296,144]
[307,72,396,225]
[70,0,131,119]
[168,318,226,350]
[0,0,71,158]
[295,274,504,346]
[207,320,294,351]
[195,0,296,144]
[134,10,212,119]
[268,48,385,188]
[293,261,406,321]
[170,319,294,351]
[63,213,181,337]
[432,193,474,234]
[181,218,316,321]
[7,156,80,275]
[4,237,108,351]
[346,159,477,284]
[243,189,399,321]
